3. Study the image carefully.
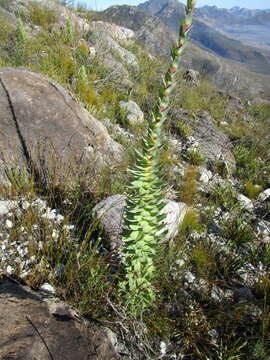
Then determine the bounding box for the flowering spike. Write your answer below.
[119,0,196,315]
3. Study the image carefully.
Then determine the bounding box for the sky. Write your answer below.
[81,0,270,11]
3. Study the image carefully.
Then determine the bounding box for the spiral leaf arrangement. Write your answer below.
[119,0,197,313]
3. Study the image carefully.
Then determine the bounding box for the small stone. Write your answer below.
[119,100,144,125]
[185,271,196,283]
[5,219,13,229]
[22,201,30,210]
[6,265,14,274]
[89,46,96,59]
[237,194,254,211]
[199,168,212,184]
[160,341,167,355]
[0,200,18,215]
[258,188,270,202]
[176,259,185,267]
[40,283,55,295]
[52,229,59,239]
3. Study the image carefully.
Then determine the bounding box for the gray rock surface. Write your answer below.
[0,277,119,360]
[90,21,135,42]
[258,188,270,202]
[93,194,188,250]
[0,67,123,183]
[183,69,200,86]
[237,193,254,211]
[119,100,144,125]
[88,21,138,83]
[172,109,236,174]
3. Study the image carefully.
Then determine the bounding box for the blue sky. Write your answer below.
[81,0,270,10]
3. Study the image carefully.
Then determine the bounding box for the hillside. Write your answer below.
[0,0,270,359]
[139,0,270,74]
[103,4,270,100]
[197,5,270,51]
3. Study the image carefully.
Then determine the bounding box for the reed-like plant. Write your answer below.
[119,0,197,313]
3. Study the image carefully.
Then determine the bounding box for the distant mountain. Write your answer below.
[198,5,269,23]
[196,5,270,51]
[139,0,270,75]
[102,5,270,100]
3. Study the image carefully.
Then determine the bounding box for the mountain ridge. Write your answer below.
[103,4,270,100]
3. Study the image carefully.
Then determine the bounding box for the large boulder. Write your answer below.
[0,67,123,183]
[93,194,188,250]
[0,276,119,360]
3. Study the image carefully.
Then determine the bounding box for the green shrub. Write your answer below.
[180,209,204,234]
[184,148,205,165]
[221,215,255,248]
[190,241,216,279]
[244,180,262,199]
[29,3,58,28]
[0,18,12,45]
[210,183,239,211]
[179,165,198,205]
[173,119,191,138]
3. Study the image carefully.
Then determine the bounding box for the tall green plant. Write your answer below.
[119,0,197,313]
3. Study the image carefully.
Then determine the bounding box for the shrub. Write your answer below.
[221,215,255,248]
[210,183,239,211]
[180,209,203,234]
[184,148,205,165]
[179,165,198,205]
[29,3,58,28]
[244,180,262,199]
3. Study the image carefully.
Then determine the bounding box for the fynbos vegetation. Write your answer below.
[0,0,270,358]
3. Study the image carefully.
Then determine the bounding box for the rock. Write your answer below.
[258,188,270,202]
[90,21,135,42]
[171,110,236,175]
[183,69,200,86]
[0,277,119,360]
[234,286,255,302]
[89,21,138,78]
[5,219,13,229]
[199,168,213,184]
[93,194,125,251]
[93,194,188,250]
[0,200,18,215]
[119,100,144,125]
[0,67,123,184]
[89,46,96,59]
[237,194,254,211]
[184,271,196,284]
[210,285,234,303]
[40,282,56,295]
[256,220,270,244]
[161,200,188,240]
